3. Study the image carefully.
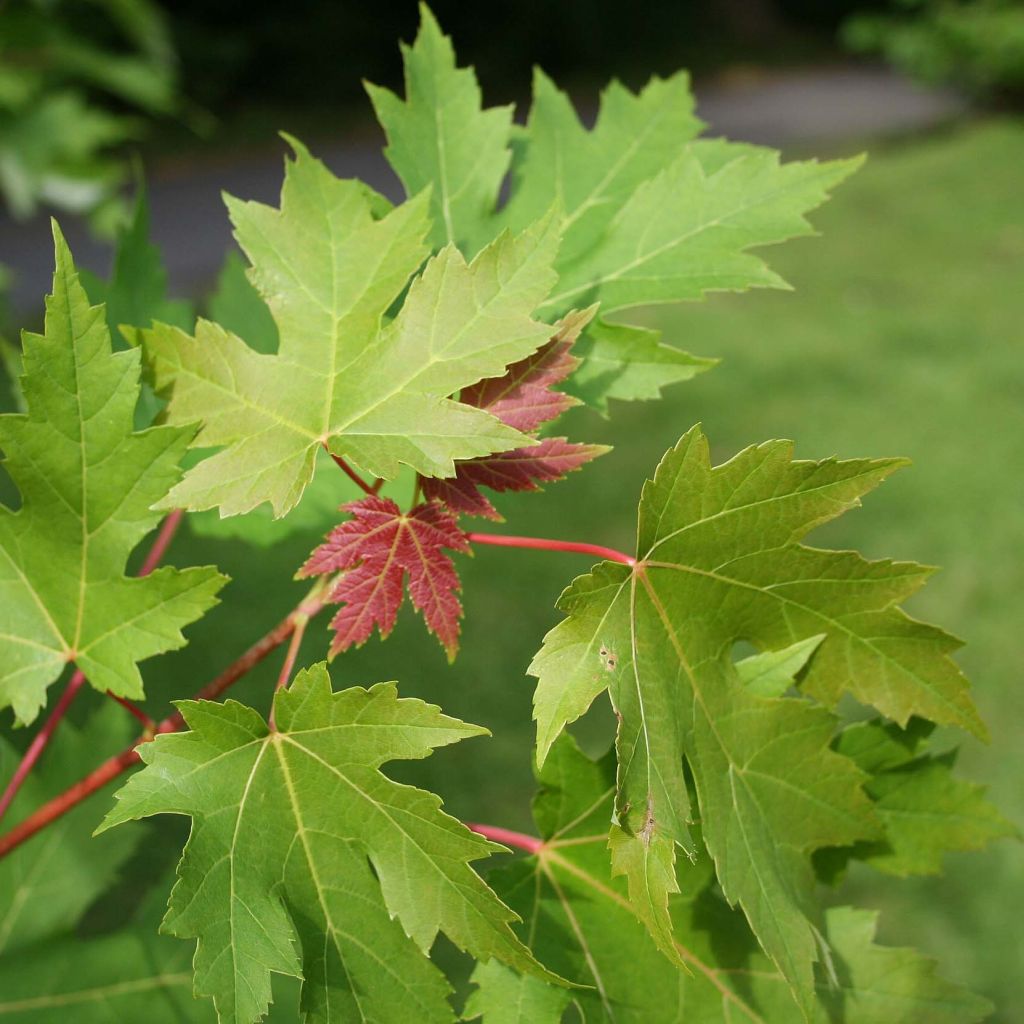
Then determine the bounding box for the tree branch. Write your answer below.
[466,531,635,566]
[0,585,327,859]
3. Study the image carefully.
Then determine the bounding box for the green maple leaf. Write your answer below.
[99,663,559,1024]
[0,704,139,955]
[469,735,991,1023]
[0,225,226,724]
[490,68,703,264]
[530,425,985,1015]
[368,8,857,410]
[817,719,1016,880]
[736,634,825,698]
[366,4,512,250]
[136,140,560,518]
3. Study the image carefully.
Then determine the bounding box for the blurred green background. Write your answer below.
[1,0,1022,1020]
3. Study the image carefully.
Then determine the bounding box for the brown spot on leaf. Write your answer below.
[640,795,657,847]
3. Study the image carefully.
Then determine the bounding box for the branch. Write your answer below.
[0,585,328,860]
[0,509,185,824]
[329,451,379,496]
[466,531,635,566]
[467,822,543,855]
[0,670,85,821]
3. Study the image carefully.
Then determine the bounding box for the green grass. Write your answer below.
[44,118,1023,1018]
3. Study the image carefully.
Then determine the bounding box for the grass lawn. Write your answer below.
[19,117,1019,1018]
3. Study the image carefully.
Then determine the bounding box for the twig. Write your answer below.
[467,822,544,855]
[105,693,155,730]
[0,585,327,860]
[137,509,184,577]
[0,670,86,821]
[329,452,377,496]
[466,532,635,566]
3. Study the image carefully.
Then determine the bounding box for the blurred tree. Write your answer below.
[844,0,1024,101]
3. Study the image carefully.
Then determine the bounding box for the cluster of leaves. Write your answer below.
[0,6,1013,1023]
[0,0,181,231]
[843,0,1024,99]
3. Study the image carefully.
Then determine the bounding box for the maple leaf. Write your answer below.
[370,9,855,410]
[815,718,1016,881]
[0,225,226,725]
[469,735,993,1024]
[99,664,559,1024]
[366,4,512,250]
[529,425,985,1016]
[300,495,470,658]
[422,309,609,519]
[134,139,561,518]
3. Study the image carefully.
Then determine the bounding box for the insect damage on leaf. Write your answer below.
[422,308,609,519]
[300,496,470,658]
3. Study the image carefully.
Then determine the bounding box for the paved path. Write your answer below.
[0,67,963,316]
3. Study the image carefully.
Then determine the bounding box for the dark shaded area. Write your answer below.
[169,0,881,115]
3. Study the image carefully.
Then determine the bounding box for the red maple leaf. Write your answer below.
[422,308,608,519]
[299,496,469,659]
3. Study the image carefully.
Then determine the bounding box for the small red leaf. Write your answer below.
[425,308,604,518]
[460,307,594,433]
[423,438,608,519]
[300,496,469,658]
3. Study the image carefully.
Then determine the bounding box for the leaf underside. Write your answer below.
[529,424,985,1014]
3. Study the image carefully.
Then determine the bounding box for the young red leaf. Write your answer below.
[300,497,470,658]
[423,308,607,518]
[425,437,609,519]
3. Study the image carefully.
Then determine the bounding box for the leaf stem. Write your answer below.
[329,451,378,496]
[0,670,86,821]
[467,822,544,855]
[267,609,312,730]
[466,532,635,566]
[105,693,155,730]
[0,509,185,824]
[137,508,184,577]
[0,584,328,859]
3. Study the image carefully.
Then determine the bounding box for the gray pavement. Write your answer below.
[0,67,964,317]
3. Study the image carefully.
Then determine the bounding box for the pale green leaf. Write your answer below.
[530,425,984,1013]
[138,140,561,518]
[565,318,715,414]
[0,224,226,724]
[540,150,863,318]
[99,663,558,1024]
[366,5,512,249]
[736,634,825,697]
[493,69,702,264]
